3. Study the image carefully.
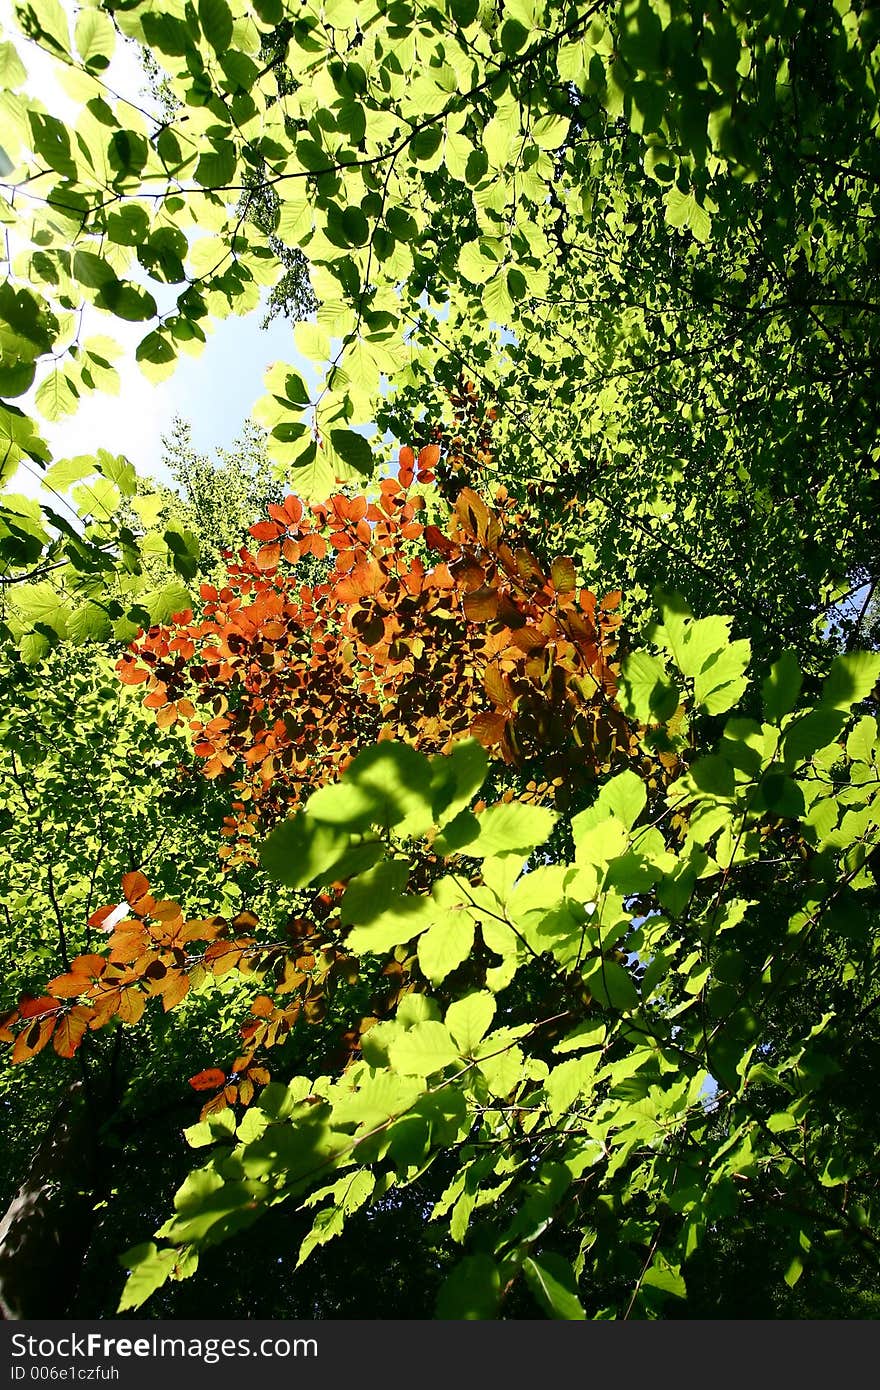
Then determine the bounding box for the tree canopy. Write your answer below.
[1,0,879,1321]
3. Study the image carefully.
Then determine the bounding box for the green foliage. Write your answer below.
[0,0,876,672]
[1,0,880,1324]
[109,636,880,1318]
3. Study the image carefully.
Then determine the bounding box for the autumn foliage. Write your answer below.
[0,867,376,1118]
[117,452,637,865]
[2,456,644,1121]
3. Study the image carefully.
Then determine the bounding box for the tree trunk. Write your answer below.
[0,1082,106,1319]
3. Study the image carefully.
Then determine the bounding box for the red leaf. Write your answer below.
[418,443,440,470]
[19,995,59,1020]
[189,1067,227,1091]
[399,445,415,471]
[88,903,116,930]
[116,658,148,686]
[424,525,451,553]
[250,520,284,542]
[470,711,508,746]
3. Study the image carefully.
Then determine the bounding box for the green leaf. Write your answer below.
[144,580,191,624]
[97,281,158,322]
[68,602,112,644]
[194,144,236,189]
[445,992,495,1054]
[339,859,410,924]
[75,9,115,70]
[44,455,97,491]
[346,896,434,954]
[117,1243,179,1312]
[583,959,639,1012]
[94,449,136,496]
[483,270,514,323]
[19,630,52,664]
[417,912,475,984]
[763,649,803,722]
[693,639,751,714]
[436,1255,500,1319]
[260,811,380,890]
[523,1253,586,1319]
[531,114,570,149]
[545,1055,598,1117]
[198,0,233,53]
[664,188,712,243]
[305,742,434,834]
[12,580,68,632]
[0,39,27,88]
[34,368,77,422]
[619,649,679,723]
[327,428,373,475]
[388,1021,459,1076]
[642,1254,687,1299]
[820,652,880,712]
[465,802,557,858]
[430,739,488,826]
[450,0,479,23]
[137,331,177,383]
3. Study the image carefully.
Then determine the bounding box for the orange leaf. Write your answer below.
[550,556,577,595]
[399,445,415,471]
[0,1009,19,1043]
[159,973,189,1011]
[156,704,178,730]
[53,1007,91,1058]
[12,1016,55,1063]
[463,586,499,623]
[152,899,184,924]
[231,910,259,931]
[88,903,117,930]
[45,972,88,1000]
[200,1092,230,1119]
[189,1067,227,1091]
[117,989,147,1025]
[256,542,281,570]
[73,953,107,976]
[515,547,545,585]
[122,871,151,908]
